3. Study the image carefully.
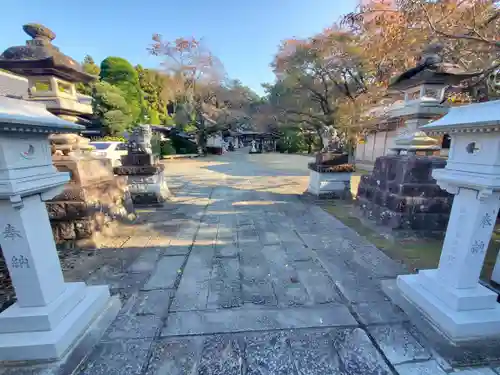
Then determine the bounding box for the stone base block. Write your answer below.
[121,153,158,166]
[307,170,351,198]
[418,270,497,311]
[397,273,500,342]
[128,172,170,205]
[0,282,86,333]
[0,285,112,361]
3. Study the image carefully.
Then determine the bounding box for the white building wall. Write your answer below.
[364,133,376,162]
[373,131,387,159]
[207,134,223,148]
[355,129,401,166]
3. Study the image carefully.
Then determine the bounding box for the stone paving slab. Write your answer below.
[198,335,244,375]
[170,245,214,311]
[262,244,310,306]
[129,289,173,317]
[368,324,431,366]
[77,339,153,375]
[102,313,162,340]
[351,301,409,325]
[145,337,203,375]
[395,360,447,375]
[162,304,357,337]
[207,257,242,309]
[142,256,184,290]
[294,259,341,304]
[288,330,346,375]
[126,248,161,273]
[245,331,296,375]
[332,328,393,375]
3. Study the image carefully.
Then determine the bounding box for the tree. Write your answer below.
[76,55,100,95]
[149,36,229,152]
[269,28,373,152]
[100,57,145,124]
[92,81,132,135]
[343,0,500,99]
[136,65,172,124]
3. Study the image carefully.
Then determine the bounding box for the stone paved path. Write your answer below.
[67,150,500,374]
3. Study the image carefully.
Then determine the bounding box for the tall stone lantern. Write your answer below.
[0,23,95,123]
[397,99,500,342]
[0,96,118,361]
[388,43,477,154]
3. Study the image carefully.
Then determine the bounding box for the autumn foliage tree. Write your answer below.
[343,0,500,99]
[269,28,376,152]
[149,36,261,152]
[149,36,226,152]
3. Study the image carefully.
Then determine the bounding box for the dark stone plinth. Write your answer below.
[114,164,164,176]
[356,155,451,232]
[121,153,158,166]
[131,192,166,205]
[315,152,348,165]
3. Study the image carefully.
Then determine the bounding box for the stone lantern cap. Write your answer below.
[0,95,84,134]
[421,99,500,135]
[389,43,478,92]
[0,23,97,83]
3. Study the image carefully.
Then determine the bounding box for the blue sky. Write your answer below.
[1,0,357,95]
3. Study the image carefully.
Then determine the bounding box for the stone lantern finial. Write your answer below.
[418,42,444,67]
[22,23,56,42]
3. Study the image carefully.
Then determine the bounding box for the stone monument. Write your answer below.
[48,134,135,247]
[0,23,135,247]
[396,99,500,342]
[250,139,258,153]
[114,125,170,204]
[356,44,476,232]
[0,96,119,361]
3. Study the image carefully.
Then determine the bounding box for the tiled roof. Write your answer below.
[0,70,28,98]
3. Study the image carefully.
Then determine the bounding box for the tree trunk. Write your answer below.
[315,127,324,151]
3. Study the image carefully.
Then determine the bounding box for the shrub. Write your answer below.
[276,139,288,153]
[308,162,356,173]
[171,134,197,154]
[151,134,162,156]
[161,139,176,156]
[99,135,127,142]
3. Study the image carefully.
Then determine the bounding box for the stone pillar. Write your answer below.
[436,188,499,290]
[0,96,119,362]
[396,99,500,342]
[0,193,66,308]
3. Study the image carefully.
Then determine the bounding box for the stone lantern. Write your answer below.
[0,96,118,361]
[0,23,96,123]
[397,99,500,342]
[388,43,478,155]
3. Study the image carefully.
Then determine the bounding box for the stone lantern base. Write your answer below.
[0,284,119,361]
[397,270,500,342]
[114,154,170,205]
[357,155,452,232]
